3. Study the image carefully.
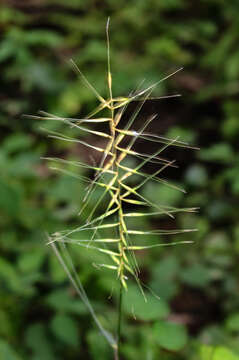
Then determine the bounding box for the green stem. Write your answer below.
[116,281,123,360]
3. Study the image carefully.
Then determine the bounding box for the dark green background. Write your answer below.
[0,1,239,359]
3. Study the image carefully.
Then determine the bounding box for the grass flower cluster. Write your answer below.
[28,19,198,359]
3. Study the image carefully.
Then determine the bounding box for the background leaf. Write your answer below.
[50,314,79,347]
[153,320,188,351]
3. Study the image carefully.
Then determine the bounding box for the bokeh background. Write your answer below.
[1,1,239,359]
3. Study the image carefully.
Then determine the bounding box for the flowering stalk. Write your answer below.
[27,18,199,359]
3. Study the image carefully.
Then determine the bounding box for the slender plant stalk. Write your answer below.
[116,281,123,359]
[27,17,199,359]
[107,18,126,357]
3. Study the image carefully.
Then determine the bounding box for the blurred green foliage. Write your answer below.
[0,0,239,359]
